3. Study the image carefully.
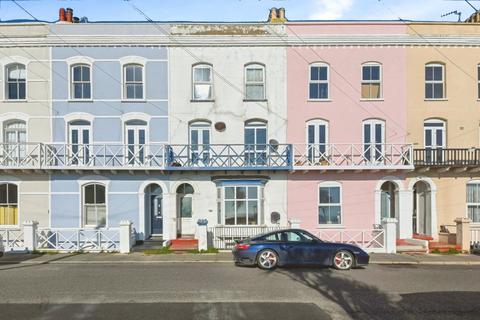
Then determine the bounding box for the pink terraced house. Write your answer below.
[286,21,413,243]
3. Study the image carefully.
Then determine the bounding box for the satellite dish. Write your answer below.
[269,139,279,151]
[215,122,226,132]
[271,212,281,224]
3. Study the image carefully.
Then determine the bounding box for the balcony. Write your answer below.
[165,144,292,170]
[293,144,414,171]
[414,148,480,172]
[0,143,293,171]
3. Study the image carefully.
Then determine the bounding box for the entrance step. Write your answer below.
[397,245,428,253]
[429,242,462,253]
[132,237,164,252]
[170,238,198,251]
[396,239,428,253]
[413,234,434,241]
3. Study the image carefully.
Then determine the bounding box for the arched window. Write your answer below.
[424,119,446,164]
[83,183,106,227]
[467,180,480,223]
[318,182,342,225]
[192,64,213,101]
[125,119,148,165]
[71,64,91,100]
[5,63,26,100]
[363,119,385,163]
[245,63,265,100]
[361,63,382,99]
[177,183,194,218]
[189,121,211,165]
[4,120,27,164]
[425,63,445,99]
[0,183,18,225]
[381,181,398,219]
[309,62,329,100]
[306,119,329,163]
[123,64,144,100]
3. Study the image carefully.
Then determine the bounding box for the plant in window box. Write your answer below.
[319,159,329,166]
[169,161,182,167]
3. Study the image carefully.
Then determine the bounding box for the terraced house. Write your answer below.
[0,7,479,254]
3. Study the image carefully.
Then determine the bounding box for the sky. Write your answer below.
[0,0,479,22]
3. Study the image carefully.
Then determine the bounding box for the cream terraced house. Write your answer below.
[0,23,51,228]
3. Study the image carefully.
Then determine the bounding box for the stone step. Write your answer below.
[397,245,427,253]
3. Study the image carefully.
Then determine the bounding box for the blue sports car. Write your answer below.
[232,229,369,270]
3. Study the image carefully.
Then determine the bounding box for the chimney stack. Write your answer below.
[66,8,73,23]
[268,7,287,23]
[59,8,66,22]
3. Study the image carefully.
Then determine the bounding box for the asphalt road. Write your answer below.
[0,262,479,320]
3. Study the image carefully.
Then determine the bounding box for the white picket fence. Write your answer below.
[36,228,121,252]
[316,229,386,253]
[0,228,25,251]
[208,225,284,249]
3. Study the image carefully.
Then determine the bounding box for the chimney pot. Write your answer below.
[268,7,278,22]
[59,8,66,22]
[66,8,73,23]
[278,8,286,21]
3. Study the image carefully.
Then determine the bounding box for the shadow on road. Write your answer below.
[277,266,480,320]
[0,253,76,271]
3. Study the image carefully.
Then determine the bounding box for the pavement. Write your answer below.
[1,251,480,266]
[0,262,479,319]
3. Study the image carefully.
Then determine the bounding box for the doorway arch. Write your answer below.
[412,181,432,236]
[380,181,399,220]
[144,183,163,238]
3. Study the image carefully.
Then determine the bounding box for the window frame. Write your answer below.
[318,181,342,226]
[361,62,383,100]
[0,183,19,226]
[423,119,446,149]
[82,183,107,228]
[425,63,446,100]
[192,63,214,101]
[244,63,266,101]
[122,63,145,101]
[70,63,92,101]
[5,63,27,101]
[308,62,330,101]
[220,185,264,226]
[467,180,480,224]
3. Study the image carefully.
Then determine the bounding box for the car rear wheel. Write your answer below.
[257,249,279,270]
[333,250,355,270]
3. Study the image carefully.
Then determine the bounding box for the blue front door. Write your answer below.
[151,194,163,235]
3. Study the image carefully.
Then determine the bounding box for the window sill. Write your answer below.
[308,99,332,102]
[3,99,28,103]
[243,99,268,102]
[190,99,215,103]
[424,98,448,102]
[68,99,93,103]
[0,224,19,228]
[316,225,345,229]
[121,99,147,103]
[360,99,384,102]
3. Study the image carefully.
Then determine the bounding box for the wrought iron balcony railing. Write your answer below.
[414,148,480,167]
[293,143,414,170]
[165,144,293,170]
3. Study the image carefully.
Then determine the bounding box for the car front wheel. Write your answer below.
[257,249,279,270]
[333,250,355,270]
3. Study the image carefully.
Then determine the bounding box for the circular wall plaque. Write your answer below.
[215,122,226,132]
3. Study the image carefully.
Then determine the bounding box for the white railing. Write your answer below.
[471,227,480,249]
[316,229,386,253]
[0,228,25,251]
[293,143,413,170]
[36,228,121,252]
[208,225,284,250]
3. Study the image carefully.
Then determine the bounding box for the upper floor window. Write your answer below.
[5,63,26,100]
[192,64,213,101]
[318,182,342,225]
[71,64,91,100]
[309,63,329,100]
[83,183,106,228]
[123,64,144,100]
[425,63,445,100]
[361,63,382,99]
[0,183,18,226]
[467,181,480,223]
[245,64,265,101]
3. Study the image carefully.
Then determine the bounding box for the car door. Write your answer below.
[279,231,314,265]
[297,231,332,265]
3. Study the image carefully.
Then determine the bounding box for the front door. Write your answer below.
[150,194,163,235]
